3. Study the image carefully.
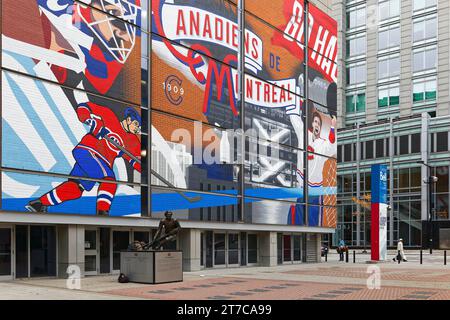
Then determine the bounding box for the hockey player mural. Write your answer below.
[151,0,337,226]
[1,0,143,216]
[26,104,142,216]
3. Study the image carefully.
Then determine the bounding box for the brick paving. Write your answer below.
[4,262,450,300]
[101,275,450,300]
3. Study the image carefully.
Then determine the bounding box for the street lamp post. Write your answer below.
[417,160,438,254]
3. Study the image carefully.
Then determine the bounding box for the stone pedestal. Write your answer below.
[120,251,183,284]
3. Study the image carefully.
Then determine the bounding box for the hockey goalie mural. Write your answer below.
[151,0,338,227]
[1,0,143,216]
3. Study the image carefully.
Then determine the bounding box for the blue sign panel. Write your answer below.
[371,164,388,204]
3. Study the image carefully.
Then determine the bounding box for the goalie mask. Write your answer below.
[78,0,141,64]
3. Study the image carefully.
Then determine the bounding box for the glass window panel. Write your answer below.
[413,51,423,72]
[133,231,149,243]
[436,132,449,152]
[366,140,373,159]
[378,60,388,79]
[391,57,400,76]
[410,167,421,189]
[357,65,366,83]
[410,134,421,153]
[390,86,400,106]
[425,80,437,100]
[113,231,129,270]
[413,82,425,102]
[346,12,352,29]
[425,49,437,70]
[85,230,97,250]
[214,250,225,265]
[357,36,366,55]
[357,8,366,27]
[399,136,409,155]
[391,27,400,46]
[344,144,352,162]
[0,229,11,276]
[435,166,449,193]
[228,250,239,264]
[228,234,239,250]
[214,233,226,251]
[378,89,389,107]
[413,0,425,11]
[376,139,384,158]
[379,30,388,50]
[425,18,437,40]
[413,21,425,42]
[356,93,366,112]
[391,0,400,17]
[346,95,355,113]
[398,168,410,189]
[379,1,389,21]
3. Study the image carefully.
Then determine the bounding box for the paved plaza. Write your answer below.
[1,250,450,300]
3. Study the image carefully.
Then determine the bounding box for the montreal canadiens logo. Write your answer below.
[105,131,124,153]
[163,75,184,106]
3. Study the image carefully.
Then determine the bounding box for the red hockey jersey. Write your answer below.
[75,102,141,172]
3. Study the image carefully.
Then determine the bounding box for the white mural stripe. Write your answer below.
[2,35,86,73]
[2,71,57,171]
[34,62,87,142]
[10,67,76,167]
[1,172,40,198]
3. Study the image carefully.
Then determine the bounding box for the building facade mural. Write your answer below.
[1,0,337,227]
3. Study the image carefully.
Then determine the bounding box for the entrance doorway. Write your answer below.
[0,226,12,280]
[84,229,99,275]
[112,230,130,273]
[15,225,57,278]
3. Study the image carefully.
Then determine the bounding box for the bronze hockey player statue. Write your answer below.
[144,211,181,250]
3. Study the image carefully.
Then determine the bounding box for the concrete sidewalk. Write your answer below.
[2,261,450,300]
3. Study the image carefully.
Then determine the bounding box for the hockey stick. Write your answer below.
[101,134,202,203]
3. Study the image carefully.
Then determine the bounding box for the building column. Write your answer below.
[356,122,361,246]
[421,113,430,221]
[179,229,201,271]
[259,232,277,266]
[57,225,85,278]
[389,117,394,247]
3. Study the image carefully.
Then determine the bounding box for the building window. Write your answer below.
[413,47,437,73]
[248,234,258,264]
[337,145,343,163]
[436,132,449,152]
[214,233,226,265]
[410,133,421,153]
[378,25,400,51]
[379,0,400,22]
[378,56,400,80]
[413,0,437,12]
[399,135,409,155]
[378,84,399,107]
[346,6,366,30]
[413,16,437,43]
[365,140,374,159]
[346,35,366,58]
[376,139,385,158]
[413,77,437,102]
[344,144,352,162]
[346,63,366,85]
[346,92,365,113]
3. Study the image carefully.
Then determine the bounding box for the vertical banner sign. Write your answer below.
[371,164,388,261]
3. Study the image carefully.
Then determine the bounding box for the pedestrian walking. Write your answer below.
[392,238,407,263]
[338,239,346,261]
